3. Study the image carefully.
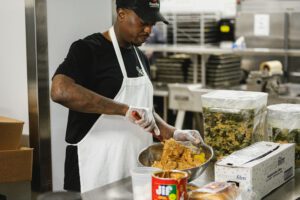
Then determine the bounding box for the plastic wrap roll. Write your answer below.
[259,60,283,75]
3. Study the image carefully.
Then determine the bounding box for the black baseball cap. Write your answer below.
[116,0,169,25]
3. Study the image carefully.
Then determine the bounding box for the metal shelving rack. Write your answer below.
[160,12,220,45]
[141,44,300,87]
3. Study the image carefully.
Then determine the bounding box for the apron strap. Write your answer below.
[109,27,128,78]
[133,46,150,79]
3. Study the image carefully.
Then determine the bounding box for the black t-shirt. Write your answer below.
[53,33,150,191]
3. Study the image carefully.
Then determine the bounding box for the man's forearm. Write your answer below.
[154,112,176,140]
[51,75,129,116]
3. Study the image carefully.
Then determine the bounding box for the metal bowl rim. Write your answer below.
[137,142,214,171]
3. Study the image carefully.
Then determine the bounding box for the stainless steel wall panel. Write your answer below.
[25,0,52,192]
[236,10,300,83]
[288,57,300,83]
[288,12,300,83]
[236,12,285,48]
[244,37,284,49]
[289,12,300,49]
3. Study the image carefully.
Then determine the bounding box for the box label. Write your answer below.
[218,142,279,166]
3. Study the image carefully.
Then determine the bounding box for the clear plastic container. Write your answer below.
[267,104,300,167]
[130,167,158,200]
[201,90,268,158]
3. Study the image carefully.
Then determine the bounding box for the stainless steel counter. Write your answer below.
[81,166,300,200]
[0,181,31,200]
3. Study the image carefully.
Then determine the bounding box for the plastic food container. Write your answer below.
[267,103,300,167]
[130,167,158,200]
[201,90,268,158]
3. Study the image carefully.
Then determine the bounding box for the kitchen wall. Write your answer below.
[47,0,112,191]
[237,1,300,82]
[0,0,29,135]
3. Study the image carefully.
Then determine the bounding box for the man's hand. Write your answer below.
[173,129,202,144]
[125,106,160,136]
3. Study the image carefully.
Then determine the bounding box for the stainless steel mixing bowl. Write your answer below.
[137,141,214,181]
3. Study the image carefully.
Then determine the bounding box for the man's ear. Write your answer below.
[117,8,126,21]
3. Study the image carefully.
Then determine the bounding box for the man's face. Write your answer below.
[118,9,155,46]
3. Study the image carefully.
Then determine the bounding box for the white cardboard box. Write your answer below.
[215,142,295,200]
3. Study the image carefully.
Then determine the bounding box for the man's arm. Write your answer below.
[51,74,129,116]
[153,112,176,140]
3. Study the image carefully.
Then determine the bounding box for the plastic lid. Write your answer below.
[267,104,300,129]
[267,104,300,113]
[131,167,159,177]
[201,90,268,110]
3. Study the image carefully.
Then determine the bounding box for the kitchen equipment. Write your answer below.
[168,84,207,112]
[164,13,219,45]
[168,83,212,129]
[130,167,158,200]
[205,54,242,88]
[155,55,192,84]
[137,140,214,181]
[247,60,285,95]
[218,18,235,42]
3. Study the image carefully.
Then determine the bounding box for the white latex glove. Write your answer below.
[173,129,202,144]
[125,106,160,136]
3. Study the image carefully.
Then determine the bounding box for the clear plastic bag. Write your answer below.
[188,182,240,200]
[201,90,268,158]
[267,104,300,167]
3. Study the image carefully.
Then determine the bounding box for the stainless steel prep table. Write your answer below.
[81,166,300,200]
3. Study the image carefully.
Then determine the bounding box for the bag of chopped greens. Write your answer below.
[267,104,300,167]
[201,90,268,158]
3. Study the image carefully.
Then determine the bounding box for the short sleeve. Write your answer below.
[53,40,92,85]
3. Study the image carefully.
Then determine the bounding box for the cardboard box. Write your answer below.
[215,142,295,200]
[0,116,24,150]
[0,147,33,183]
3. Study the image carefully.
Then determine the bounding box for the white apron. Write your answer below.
[75,27,154,193]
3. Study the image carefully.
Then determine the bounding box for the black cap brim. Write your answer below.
[133,9,169,25]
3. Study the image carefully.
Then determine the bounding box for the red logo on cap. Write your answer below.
[149,0,159,8]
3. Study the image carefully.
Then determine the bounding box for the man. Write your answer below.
[51,0,201,193]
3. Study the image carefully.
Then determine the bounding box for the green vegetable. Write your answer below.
[270,127,300,167]
[203,107,257,158]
